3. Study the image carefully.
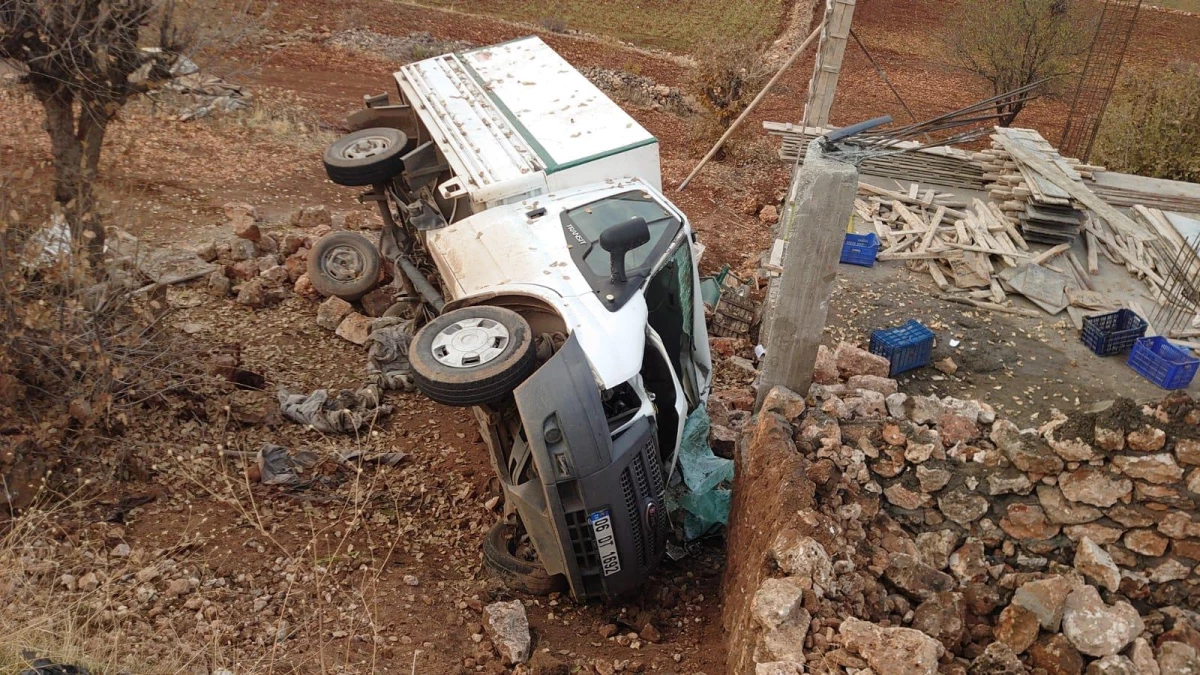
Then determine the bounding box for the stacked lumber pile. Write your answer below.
[855,184,1038,312]
[975,128,1101,245]
[764,122,987,191]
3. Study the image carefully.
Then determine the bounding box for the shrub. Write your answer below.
[1093,62,1200,183]
[692,39,773,129]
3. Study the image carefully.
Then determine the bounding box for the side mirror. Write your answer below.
[599,217,651,283]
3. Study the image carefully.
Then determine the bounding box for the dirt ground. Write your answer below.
[1,1,1198,673]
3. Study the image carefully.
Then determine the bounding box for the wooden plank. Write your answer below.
[877,249,965,262]
[944,242,1030,257]
[928,262,950,291]
[989,277,1006,304]
[1031,243,1070,265]
[937,293,1043,318]
[1085,231,1100,274]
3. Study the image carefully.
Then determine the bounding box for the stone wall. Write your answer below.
[721,341,1200,674]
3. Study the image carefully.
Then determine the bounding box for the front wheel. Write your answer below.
[482,520,566,596]
[323,127,408,187]
[409,306,536,407]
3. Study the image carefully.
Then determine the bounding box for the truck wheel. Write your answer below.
[482,520,566,596]
[307,231,382,301]
[323,128,407,187]
[410,306,536,407]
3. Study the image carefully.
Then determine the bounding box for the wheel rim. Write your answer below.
[340,135,392,160]
[431,318,510,368]
[321,245,366,282]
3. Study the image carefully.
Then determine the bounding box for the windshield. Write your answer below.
[562,190,682,281]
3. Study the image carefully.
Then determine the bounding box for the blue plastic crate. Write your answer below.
[870,320,935,376]
[1128,337,1200,390]
[1081,309,1147,356]
[840,232,879,267]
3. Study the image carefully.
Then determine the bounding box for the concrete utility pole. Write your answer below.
[756,141,858,408]
[802,0,856,128]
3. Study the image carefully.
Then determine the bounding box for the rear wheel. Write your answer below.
[410,306,536,407]
[482,520,566,596]
[323,127,408,187]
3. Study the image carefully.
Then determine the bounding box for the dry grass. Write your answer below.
[407,0,788,54]
[1094,62,1200,182]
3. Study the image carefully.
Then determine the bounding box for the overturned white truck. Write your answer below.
[312,37,712,600]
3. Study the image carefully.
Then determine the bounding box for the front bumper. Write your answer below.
[506,334,668,600]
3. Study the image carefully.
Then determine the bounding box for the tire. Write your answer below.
[482,520,566,596]
[323,128,408,187]
[307,231,382,301]
[409,306,536,407]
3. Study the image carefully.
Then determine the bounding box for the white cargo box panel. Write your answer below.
[395,36,660,206]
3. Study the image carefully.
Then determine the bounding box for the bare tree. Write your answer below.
[943,0,1095,126]
[0,1,187,261]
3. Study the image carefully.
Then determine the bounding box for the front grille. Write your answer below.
[620,468,647,568]
[565,510,600,574]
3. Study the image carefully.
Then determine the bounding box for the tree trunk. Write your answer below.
[40,93,106,265]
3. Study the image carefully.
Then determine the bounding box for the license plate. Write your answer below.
[589,509,622,576]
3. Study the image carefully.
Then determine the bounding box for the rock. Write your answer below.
[909,396,946,425]
[752,577,807,629]
[1157,641,1200,675]
[912,591,966,651]
[769,530,832,595]
[965,583,1003,616]
[207,270,232,297]
[1095,426,1126,452]
[1173,538,1200,560]
[281,233,306,256]
[283,253,308,282]
[949,540,988,583]
[969,641,1025,675]
[294,274,318,299]
[1038,485,1103,525]
[883,553,955,601]
[638,623,661,644]
[916,465,951,493]
[260,265,290,287]
[1050,432,1098,462]
[886,392,909,419]
[1059,467,1133,507]
[1075,537,1121,592]
[987,470,1034,496]
[755,663,802,675]
[1135,481,1190,507]
[1176,438,1200,466]
[1112,453,1184,484]
[1086,655,1138,674]
[1127,425,1167,452]
[939,413,980,446]
[164,578,191,599]
[483,601,531,665]
[236,278,266,308]
[993,420,1065,474]
[710,424,737,458]
[1189,467,1200,494]
[905,430,939,463]
[758,204,779,224]
[336,313,372,346]
[1063,523,1126,546]
[230,259,258,281]
[291,205,332,229]
[1031,633,1084,675]
[1148,558,1191,583]
[915,530,959,571]
[934,357,958,375]
[835,342,890,379]
[1128,637,1160,675]
[316,296,353,331]
[78,572,99,592]
[847,375,898,396]
[234,220,261,243]
[1000,503,1060,541]
[885,483,927,511]
[1061,585,1144,657]
[995,603,1040,654]
[882,423,907,446]
[1013,575,1079,632]
[1124,529,1169,557]
[257,233,279,254]
[762,386,807,421]
[224,201,259,228]
[256,254,280,273]
[839,617,944,675]
[230,237,257,262]
[813,344,839,385]
[1106,505,1155,529]
[938,489,990,525]
[360,286,396,318]
[342,209,377,230]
